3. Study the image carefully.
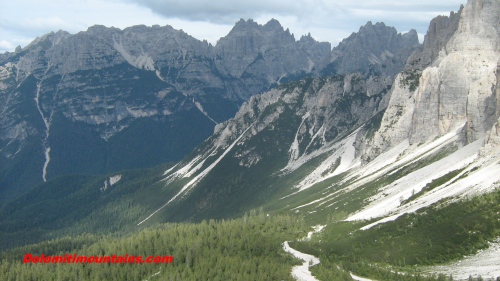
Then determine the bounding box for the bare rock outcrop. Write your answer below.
[363,0,500,161]
[323,22,420,78]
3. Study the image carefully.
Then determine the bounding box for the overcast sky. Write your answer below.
[0,0,465,53]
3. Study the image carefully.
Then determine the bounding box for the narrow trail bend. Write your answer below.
[282,225,325,281]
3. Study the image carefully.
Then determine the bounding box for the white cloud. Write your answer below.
[0,41,15,52]
[124,0,311,24]
[127,0,463,24]
[21,17,68,29]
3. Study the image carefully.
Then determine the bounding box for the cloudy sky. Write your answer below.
[1,0,465,53]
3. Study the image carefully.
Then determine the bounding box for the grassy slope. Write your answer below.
[291,190,500,280]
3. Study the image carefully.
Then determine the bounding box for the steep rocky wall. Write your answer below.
[209,73,392,167]
[326,22,420,78]
[363,0,500,161]
[406,7,462,69]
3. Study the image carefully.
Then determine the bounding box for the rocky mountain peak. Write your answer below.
[363,0,500,161]
[221,18,293,41]
[263,18,284,31]
[299,33,314,43]
[360,21,388,31]
[24,29,71,50]
[214,19,324,79]
[229,18,286,33]
[86,24,109,33]
[452,0,499,52]
[405,7,463,69]
[323,21,420,77]
[352,21,417,50]
[230,18,260,33]
[401,29,418,41]
[52,30,71,43]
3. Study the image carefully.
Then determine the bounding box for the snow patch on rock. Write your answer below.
[100,174,122,192]
[294,130,358,192]
[109,174,122,186]
[289,112,310,162]
[348,137,500,230]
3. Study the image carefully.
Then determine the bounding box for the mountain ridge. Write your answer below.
[0,18,419,201]
[124,0,500,234]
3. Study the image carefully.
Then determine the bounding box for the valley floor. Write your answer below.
[423,238,500,280]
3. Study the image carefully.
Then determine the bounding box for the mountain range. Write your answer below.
[0,18,418,202]
[1,0,499,279]
[131,0,500,229]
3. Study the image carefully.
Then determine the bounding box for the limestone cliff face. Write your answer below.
[481,117,500,157]
[406,8,463,70]
[215,19,331,96]
[363,0,500,161]
[324,22,420,78]
[198,73,392,171]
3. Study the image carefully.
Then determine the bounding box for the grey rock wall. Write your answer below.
[324,22,420,78]
[363,0,500,161]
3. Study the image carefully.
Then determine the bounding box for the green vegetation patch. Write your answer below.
[295,190,500,280]
[400,68,422,92]
[402,168,466,205]
[0,214,308,281]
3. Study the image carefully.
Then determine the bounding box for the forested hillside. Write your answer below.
[1,214,312,281]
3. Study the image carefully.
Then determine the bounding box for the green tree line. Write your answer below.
[1,213,310,280]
